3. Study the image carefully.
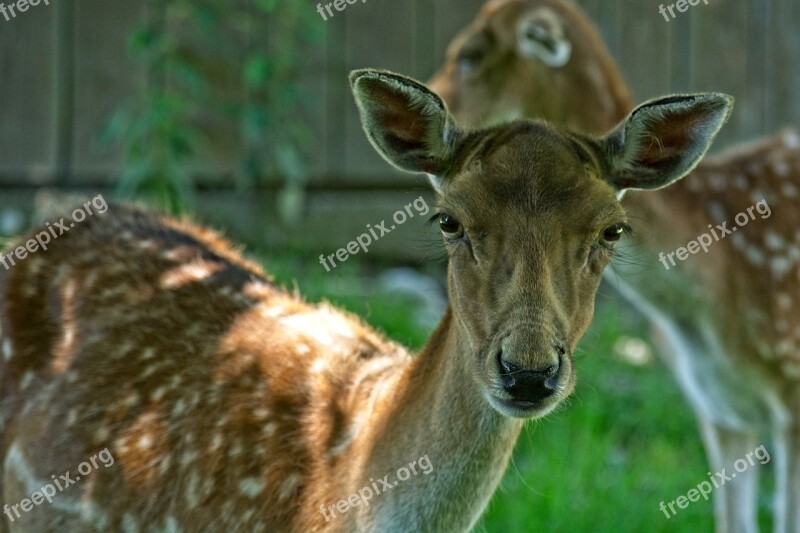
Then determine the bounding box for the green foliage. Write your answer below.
[98,0,324,214]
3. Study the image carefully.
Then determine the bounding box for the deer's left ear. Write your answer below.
[601,93,734,192]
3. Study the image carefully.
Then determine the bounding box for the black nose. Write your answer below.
[498,351,560,403]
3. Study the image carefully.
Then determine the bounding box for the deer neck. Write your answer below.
[350,307,522,531]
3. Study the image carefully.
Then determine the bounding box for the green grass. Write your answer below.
[259,252,772,532]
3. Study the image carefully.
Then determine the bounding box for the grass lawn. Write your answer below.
[260,252,774,532]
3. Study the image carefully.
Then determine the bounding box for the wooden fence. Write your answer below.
[1,0,798,188]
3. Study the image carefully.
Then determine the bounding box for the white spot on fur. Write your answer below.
[125,394,140,408]
[3,339,12,361]
[172,398,188,417]
[311,359,328,374]
[264,422,278,437]
[750,190,768,205]
[278,473,301,502]
[20,371,34,389]
[771,257,792,279]
[186,473,200,509]
[160,261,224,290]
[180,450,199,467]
[262,305,284,318]
[708,202,726,221]
[229,441,243,458]
[745,246,766,266]
[137,434,153,451]
[239,477,265,498]
[765,231,786,251]
[784,363,800,379]
[164,515,181,533]
[708,174,725,190]
[253,408,270,420]
[122,513,138,533]
[280,308,357,347]
[772,160,790,177]
[95,426,110,442]
[777,339,795,356]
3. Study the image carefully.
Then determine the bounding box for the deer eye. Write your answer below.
[457,49,484,73]
[602,223,628,243]
[456,32,491,74]
[439,214,464,238]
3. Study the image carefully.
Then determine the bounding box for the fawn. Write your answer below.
[0,69,731,531]
[429,0,800,531]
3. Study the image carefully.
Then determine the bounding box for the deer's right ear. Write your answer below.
[350,69,463,190]
[600,93,734,194]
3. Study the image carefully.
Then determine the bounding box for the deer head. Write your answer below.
[428,0,632,134]
[351,69,732,418]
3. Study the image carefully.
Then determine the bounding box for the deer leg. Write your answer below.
[697,416,759,533]
[772,409,800,533]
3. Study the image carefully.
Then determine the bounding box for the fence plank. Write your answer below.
[341,0,419,184]
[616,0,671,104]
[576,0,621,61]
[0,1,56,185]
[70,0,146,184]
[689,0,750,150]
[767,0,800,134]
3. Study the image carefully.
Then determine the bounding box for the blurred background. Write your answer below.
[1,0,796,530]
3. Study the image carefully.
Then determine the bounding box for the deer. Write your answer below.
[0,68,731,532]
[428,0,800,531]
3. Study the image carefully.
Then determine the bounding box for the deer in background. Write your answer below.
[0,68,730,531]
[428,0,800,531]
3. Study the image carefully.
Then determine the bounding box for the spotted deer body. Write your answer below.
[0,69,730,531]
[428,1,800,531]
